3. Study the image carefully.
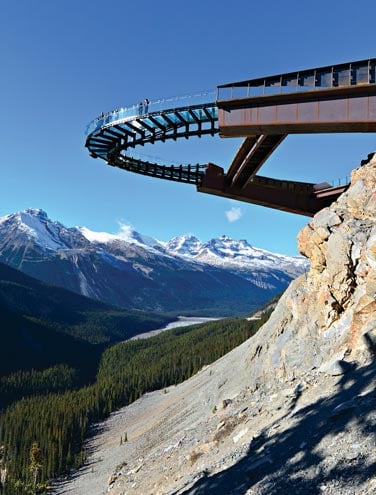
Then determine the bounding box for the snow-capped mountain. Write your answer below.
[165,234,307,289]
[0,209,308,315]
[165,235,202,257]
[166,234,306,272]
[79,225,163,250]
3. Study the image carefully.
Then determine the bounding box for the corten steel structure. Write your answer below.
[85,58,376,216]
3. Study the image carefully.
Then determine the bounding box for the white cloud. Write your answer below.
[116,221,135,241]
[225,206,243,223]
[115,220,162,248]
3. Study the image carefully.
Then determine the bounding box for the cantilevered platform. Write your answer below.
[85,59,376,216]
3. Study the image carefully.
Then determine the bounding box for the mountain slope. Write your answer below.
[0,261,171,377]
[0,209,307,315]
[0,301,100,379]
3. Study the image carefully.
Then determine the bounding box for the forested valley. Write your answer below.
[0,310,272,494]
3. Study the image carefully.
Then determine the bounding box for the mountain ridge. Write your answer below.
[0,260,171,378]
[0,209,307,315]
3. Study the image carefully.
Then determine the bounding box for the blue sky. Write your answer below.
[1,0,375,256]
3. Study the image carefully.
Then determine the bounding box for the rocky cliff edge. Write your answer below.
[246,153,376,388]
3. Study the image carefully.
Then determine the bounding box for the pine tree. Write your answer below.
[29,442,43,493]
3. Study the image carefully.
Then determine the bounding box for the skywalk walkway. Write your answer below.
[85,92,217,185]
[85,58,376,216]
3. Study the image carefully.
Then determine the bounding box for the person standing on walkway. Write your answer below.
[138,101,143,115]
[144,98,149,113]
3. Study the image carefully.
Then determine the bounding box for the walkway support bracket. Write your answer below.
[198,164,348,217]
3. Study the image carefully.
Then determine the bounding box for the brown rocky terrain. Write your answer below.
[53,154,376,495]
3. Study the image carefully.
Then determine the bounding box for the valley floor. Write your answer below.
[129,316,222,341]
[51,337,376,495]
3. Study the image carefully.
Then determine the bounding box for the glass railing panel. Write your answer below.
[299,72,315,88]
[352,63,369,84]
[334,68,350,86]
[316,70,332,88]
[265,77,281,88]
[121,150,176,166]
[230,86,247,99]
[370,62,376,84]
[281,74,298,87]
[264,86,282,95]
[217,87,233,100]
[86,91,216,136]
[281,85,298,93]
[249,86,265,97]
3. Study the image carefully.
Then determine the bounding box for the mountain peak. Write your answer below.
[23,208,48,219]
[78,225,162,249]
[0,208,80,252]
[78,226,122,244]
[165,234,201,256]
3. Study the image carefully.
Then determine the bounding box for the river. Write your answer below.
[130,316,221,341]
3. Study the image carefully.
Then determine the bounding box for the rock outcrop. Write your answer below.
[244,154,376,387]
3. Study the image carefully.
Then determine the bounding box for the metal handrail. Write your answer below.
[217,58,376,101]
[86,90,216,136]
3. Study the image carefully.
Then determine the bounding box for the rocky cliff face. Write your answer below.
[298,157,376,353]
[245,155,376,387]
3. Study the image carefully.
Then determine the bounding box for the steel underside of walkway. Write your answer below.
[85,59,376,216]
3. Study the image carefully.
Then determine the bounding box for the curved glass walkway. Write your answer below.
[85,91,218,185]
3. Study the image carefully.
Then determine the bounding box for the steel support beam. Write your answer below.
[227,134,287,188]
[198,164,348,216]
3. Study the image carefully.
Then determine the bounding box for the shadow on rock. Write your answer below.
[179,360,376,494]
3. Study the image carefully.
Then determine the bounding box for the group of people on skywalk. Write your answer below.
[138,98,150,115]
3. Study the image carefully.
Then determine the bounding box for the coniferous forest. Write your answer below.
[0,311,271,494]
